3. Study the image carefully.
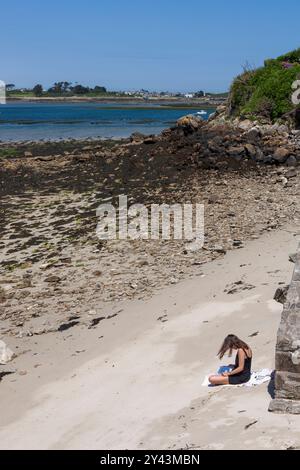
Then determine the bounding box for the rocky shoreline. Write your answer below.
[1,114,300,337]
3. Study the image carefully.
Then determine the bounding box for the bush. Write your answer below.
[229,48,300,121]
[277,48,300,63]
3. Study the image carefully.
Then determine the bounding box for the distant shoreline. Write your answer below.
[6,95,224,109]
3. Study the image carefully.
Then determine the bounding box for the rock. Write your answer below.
[254,147,265,162]
[208,140,221,153]
[130,282,138,289]
[226,281,255,295]
[232,240,243,248]
[277,176,288,186]
[0,340,15,365]
[45,275,61,283]
[272,124,289,134]
[36,156,55,162]
[0,287,6,303]
[176,115,204,133]
[274,285,289,304]
[93,270,102,277]
[24,151,33,157]
[244,143,257,159]
[89,317,106,328]
[143,136,158,145]
[245,128,261,142]
[130,132,146,143]
[270,250,300,412]
[285,168,297,179]
[290,253,299,263]
[286,156,297,167]
[244,143,265,161]
[238,119,253,131]
[208,195,220,204]
[269,398,300,414]
[273,148,290,163]
[227,146,245,158]
[211,245,227,254]
[263,155,274,164]
[216,105,226,114]
[207,112,216,121]
[58,321,80,332]
[60,257,72,264]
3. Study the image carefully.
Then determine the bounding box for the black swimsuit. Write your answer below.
[228,349,252,385]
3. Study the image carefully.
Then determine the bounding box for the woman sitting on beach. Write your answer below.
[209,334,252,386]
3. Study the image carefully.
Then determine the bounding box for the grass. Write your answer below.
[229,48,300,122]
[0,148,18,159]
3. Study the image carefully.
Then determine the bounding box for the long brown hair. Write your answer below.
[217,334,250,359]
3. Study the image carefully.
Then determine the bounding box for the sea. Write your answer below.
[0,101,215,142]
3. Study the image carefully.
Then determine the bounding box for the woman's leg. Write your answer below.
[208,375,229,386]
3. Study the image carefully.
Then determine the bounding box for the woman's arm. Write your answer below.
[228,349,245,376]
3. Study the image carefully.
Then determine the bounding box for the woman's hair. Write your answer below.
[217,334,250,359]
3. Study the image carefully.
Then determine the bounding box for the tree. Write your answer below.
[33,84,43,96]
[6,83,15,91]
[194,90,204,98]
[93,86,107,94]
[71,84,90,95]
[62,81,72,93]
[47,82,71,95]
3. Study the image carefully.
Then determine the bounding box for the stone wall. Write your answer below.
[269,247,300,414]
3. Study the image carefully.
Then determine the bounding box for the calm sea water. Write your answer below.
[0,102,215,142]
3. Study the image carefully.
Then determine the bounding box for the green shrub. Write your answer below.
[0,148,18,159]
[277,48,300,63]
[229,48,300,121]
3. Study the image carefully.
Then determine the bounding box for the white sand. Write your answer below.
[1,226,300,450]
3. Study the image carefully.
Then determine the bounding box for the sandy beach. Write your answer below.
[2,0,300,455]
[1,225,300,450]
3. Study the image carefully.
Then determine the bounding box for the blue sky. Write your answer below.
[1,0,300,92]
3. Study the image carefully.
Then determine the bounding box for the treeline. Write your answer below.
[6,82,109,97]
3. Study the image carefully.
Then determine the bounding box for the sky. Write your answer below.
[1,0,300,92]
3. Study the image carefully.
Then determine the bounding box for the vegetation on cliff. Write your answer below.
[228,48,300,124]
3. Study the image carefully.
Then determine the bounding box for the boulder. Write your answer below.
[176,115,204,133]
[227,146,245,159]
[273,148,290,163]
[238,119,253,131]
[245,128,261,142]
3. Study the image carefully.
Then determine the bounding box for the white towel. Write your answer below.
[243,368,273,387]
[202,368,272,387]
